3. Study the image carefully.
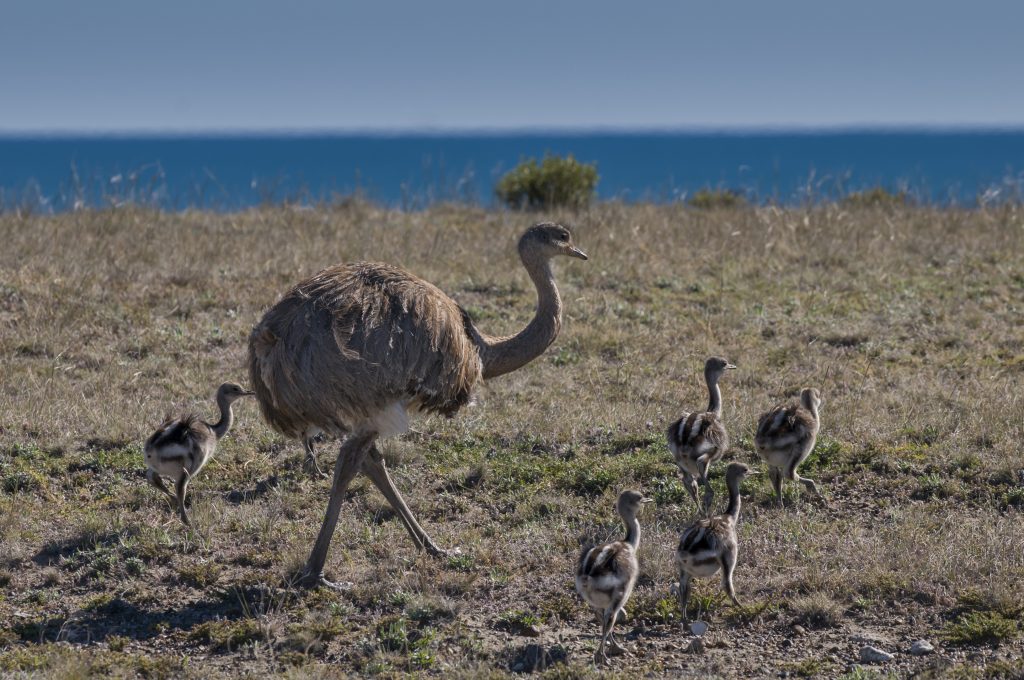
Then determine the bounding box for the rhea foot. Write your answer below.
[296,568,353,591]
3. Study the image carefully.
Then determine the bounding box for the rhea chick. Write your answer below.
[755,387,824,506]
[674,462,757,622]
[666,356,737,513]
[144,382,254,525]
[576,490,653,666]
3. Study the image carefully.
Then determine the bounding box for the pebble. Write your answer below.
[860,645,894,663]
[793,625,807,635]
[909,640,934,656]
[523,624,541,638]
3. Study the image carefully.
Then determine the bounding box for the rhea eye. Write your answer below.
[558,232,569,241]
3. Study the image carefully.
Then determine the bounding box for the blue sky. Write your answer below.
[2,0,1023,132]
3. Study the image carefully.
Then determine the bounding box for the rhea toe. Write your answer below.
[576,490,653,666]
[144,382,254,525]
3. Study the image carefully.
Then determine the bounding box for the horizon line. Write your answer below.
[3,122,1024,139]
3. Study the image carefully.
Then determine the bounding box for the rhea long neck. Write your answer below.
[706,370,723,415]
[210,393,235,439]
[478,252,561,380]
[802,395,819,421]
[724,477,742,521]
[622,511,641,549]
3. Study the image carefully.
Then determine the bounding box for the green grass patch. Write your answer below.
[944,611,1019,645]
[189,619,264,651]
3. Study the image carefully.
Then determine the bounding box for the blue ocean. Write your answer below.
[1,130,1023,211]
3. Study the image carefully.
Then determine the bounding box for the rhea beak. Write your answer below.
[747,470,762,476]
[725,363,738,370]
[567,245,589,260]
[241,390,256,397]
[640,497,655,504]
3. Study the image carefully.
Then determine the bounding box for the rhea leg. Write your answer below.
[303,436,327,478]
[361,446,449,556]
[676,570,693,623]
[595,599,623,666]
[768,466,784,506]
[697,456,714,515]
[721,547,741,607]
[175,470,192,526]
[680,469,700,508]
[787,459,824,502]
[299,431,376,589]
[147,469,174,499]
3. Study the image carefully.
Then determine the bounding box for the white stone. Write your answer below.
[860,645,894,663]
[909,640,934,656]
[690,620,709,637]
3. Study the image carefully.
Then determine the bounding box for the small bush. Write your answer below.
[788,593,844,629]
[686,188,746,209]
[944,610,1019,645]
[495,155,598,210]
[841,186,909,208]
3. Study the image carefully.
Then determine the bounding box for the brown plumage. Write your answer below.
[248,223,587,589]
[666,356,737,513]
[674,462,757,622]
[576,490,652,666]
[754,387,824,505]
[144,382,254,525]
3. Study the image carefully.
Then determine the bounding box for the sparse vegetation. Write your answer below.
[686,188,747,209]
[841,186,909,208]
[495,154,598,210]
[0,203,1022,677]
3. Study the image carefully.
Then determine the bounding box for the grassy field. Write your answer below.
[1,202,1022,679]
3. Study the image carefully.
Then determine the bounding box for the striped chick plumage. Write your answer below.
[754,387,824,505]
[666,356,736,513]
[674,462,756,622]
[144,382,253,525]
[576,490,651,666]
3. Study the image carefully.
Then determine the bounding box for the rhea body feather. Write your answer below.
[666,411,729,477]
[755,402,819,469]
[144,414,214,479]
[249,262,483,439]
[576,540,639,612]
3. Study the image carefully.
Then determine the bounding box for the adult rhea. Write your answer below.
[249,223,587,588]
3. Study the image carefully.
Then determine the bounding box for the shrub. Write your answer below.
[944,610,1019,645]
[686,188,746,209]
[495,155,598,210]
[841,186,909,208]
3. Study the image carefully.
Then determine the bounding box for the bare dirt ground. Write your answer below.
[1,203,1022,678]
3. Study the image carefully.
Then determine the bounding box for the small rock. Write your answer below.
[690,621,709,637]
[523,624,541,638]
[793,624,807,635]
[860,645,894,663]
[687,638,705,654]
[909,640,934,656]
